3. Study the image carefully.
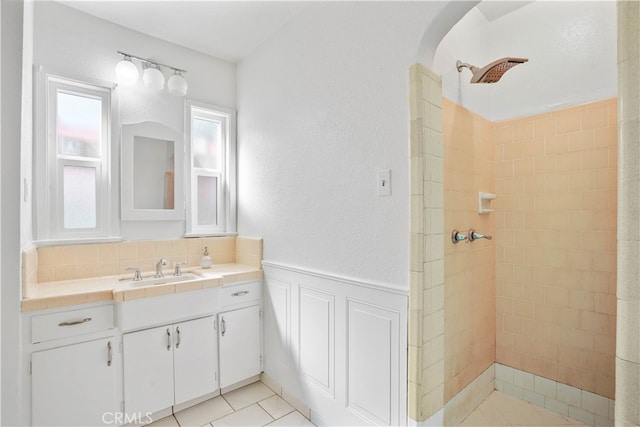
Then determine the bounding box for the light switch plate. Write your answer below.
[377,170,391,196]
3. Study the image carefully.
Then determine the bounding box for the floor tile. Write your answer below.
[144,414,180,427]
[475,408,511,426]
[212,404,274,427]
[460,391,589,427]
[265,411,315,427]
[223,381,276,411]
[174,396,234,427]
[259,395,295,419]
[460,409,492,427]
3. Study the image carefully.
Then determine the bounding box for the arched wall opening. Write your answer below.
[409,2,624,425]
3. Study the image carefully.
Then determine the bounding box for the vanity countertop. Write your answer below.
[22,263,263,312]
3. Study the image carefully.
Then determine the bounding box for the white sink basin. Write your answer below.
[124,273,201,287]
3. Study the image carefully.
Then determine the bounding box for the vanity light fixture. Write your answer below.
[142,62,165,91]
[114,55,139,87]
[167,70,188,97]
[114,51,188,96]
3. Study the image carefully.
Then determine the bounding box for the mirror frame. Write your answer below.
[121,121,185,221]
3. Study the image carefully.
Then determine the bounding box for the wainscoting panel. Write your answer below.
[263,277,291,383]
[262,261,408,427]
[299,286,335,397]
[347,299,399,426]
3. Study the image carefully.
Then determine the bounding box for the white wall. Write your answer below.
[434,1,617,121]
[32,1,236,241]
[237,2,447,288]
[2,1,28,424]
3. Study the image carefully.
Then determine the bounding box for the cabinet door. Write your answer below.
[219,305,261,388]
[123,326,174,415]
[32,337,117,427]
[173,316,218,405]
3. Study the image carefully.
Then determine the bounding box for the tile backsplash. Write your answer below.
[23,236,263,297]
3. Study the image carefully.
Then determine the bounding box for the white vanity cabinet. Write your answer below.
[217,281,263,389]
[26,304,118,427]
[32,337,118,427]
[218,305,261,388]
[123,315,218,416]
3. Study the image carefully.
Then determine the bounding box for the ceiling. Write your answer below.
[58,1,540,65]
[57,1,309,63]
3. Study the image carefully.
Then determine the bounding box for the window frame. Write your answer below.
[34,69,120,244]
[185,100,237,236]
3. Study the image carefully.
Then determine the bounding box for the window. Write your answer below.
[35,72,117,242]
[186,101,236,235]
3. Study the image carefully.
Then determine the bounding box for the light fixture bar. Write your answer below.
[117,50,187,75]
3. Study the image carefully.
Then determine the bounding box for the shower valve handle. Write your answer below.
[469,229,492,242]
[451,230,468,244]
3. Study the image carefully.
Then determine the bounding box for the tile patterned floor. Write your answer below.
[148,383,592,427]
[146,381,315,427]
[460,391,591,427]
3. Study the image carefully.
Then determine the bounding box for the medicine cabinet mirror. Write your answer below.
[121,121,184,220]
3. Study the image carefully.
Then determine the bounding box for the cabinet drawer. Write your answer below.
[219,281,261,309]
[32,305,114,344]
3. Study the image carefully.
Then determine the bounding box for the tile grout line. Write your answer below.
[147,381,315,427]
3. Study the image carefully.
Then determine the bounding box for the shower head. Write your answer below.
[456,57,528,83]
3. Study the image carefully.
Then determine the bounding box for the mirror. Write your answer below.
[121,121,184,220]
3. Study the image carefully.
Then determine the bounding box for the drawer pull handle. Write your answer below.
[58,317,92,327]
[107,341,112,367]
[166,328,171,351]
[231,291,249,297]
[176,326,181,349]
[221,317,226,337]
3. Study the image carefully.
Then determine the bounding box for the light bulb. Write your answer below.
[167,72,188,96]
[142,64,165,91]
[115,57,139,87]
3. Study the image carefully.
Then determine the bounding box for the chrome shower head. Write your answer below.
[456,57,528,83]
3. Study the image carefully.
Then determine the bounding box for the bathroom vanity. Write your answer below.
[21,265,263,427]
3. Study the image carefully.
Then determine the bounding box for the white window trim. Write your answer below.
[185,100,237,237]
[33,66,120,244]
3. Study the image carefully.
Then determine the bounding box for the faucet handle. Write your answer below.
[468,229,493,242]
[125,267,142,281]
[451,230,468,244]
[174,261,187,277]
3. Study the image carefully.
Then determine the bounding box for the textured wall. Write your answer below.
[237,2,444,288]
[433,1,616,122]
[494,99,618,399]
[443,98,496,402]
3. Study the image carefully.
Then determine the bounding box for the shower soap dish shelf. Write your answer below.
[478,192,496,214]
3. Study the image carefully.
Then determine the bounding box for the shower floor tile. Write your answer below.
[460,391,590,427]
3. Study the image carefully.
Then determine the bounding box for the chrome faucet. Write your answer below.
[174,261,187,277]
[126,267,143,281]
[155,258,168,278]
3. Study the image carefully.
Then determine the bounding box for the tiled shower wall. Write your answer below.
[443,98,496,402]
[409,64,446,423]
[409,67,617,423]
[616,2,640,424]
[494,98,618,399]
